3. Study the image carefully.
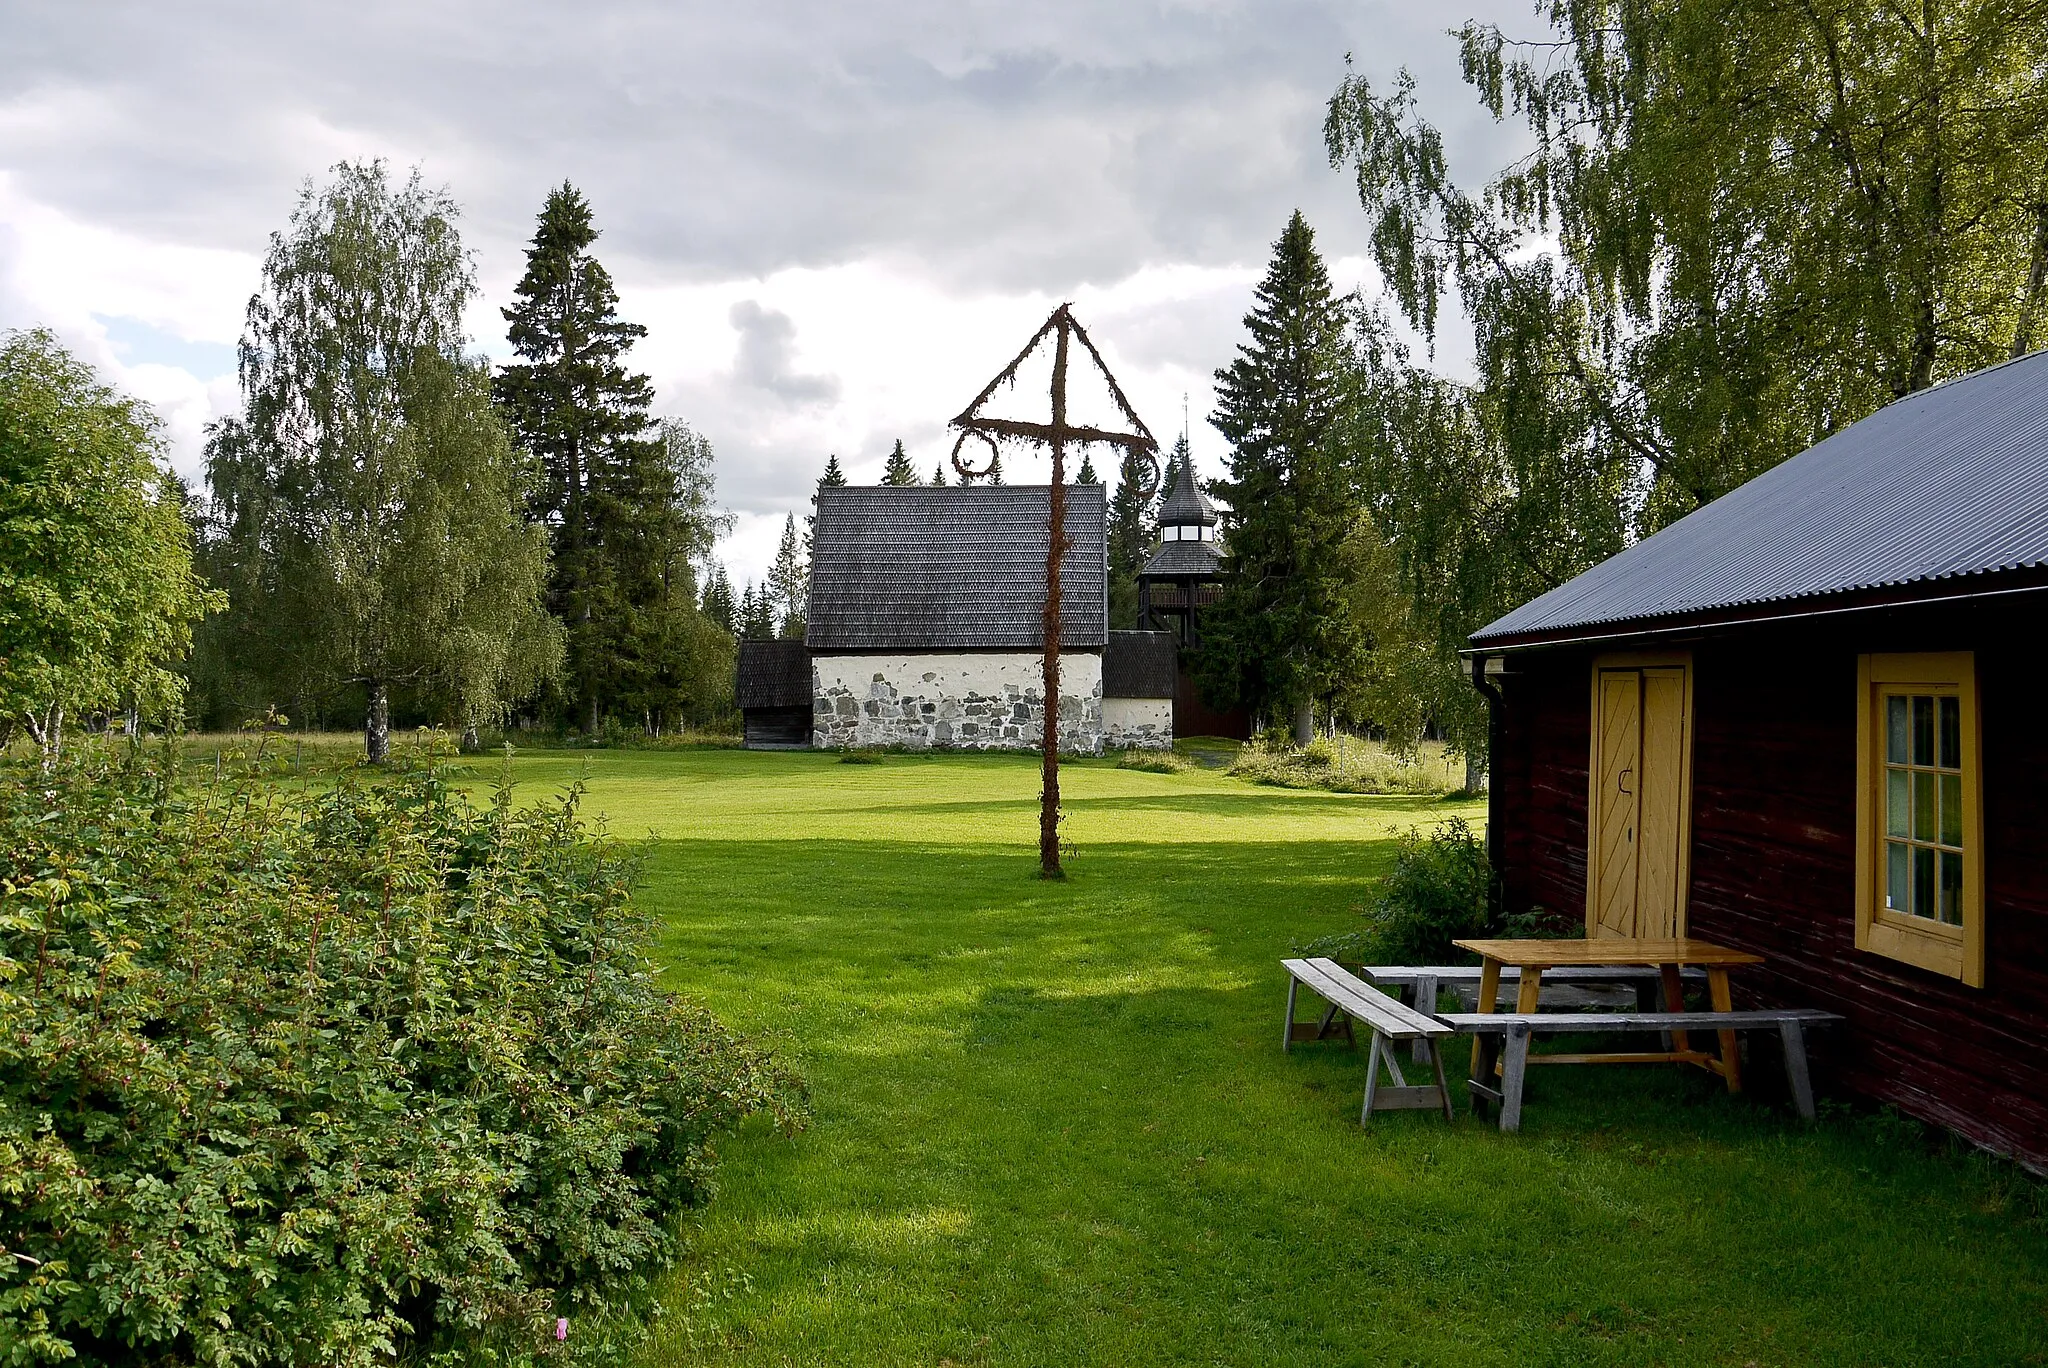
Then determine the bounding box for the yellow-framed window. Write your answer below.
[1855,653,1984,986]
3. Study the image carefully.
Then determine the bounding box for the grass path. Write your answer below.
[489,749,2047,1367]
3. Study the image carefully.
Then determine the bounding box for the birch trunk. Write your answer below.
[365,681,390,764]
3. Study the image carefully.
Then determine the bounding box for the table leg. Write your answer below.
[1469,958,1502,1086]
[1708,966,1743,1093]
[1514,966,1544,1014]
[1659,963,1692,1056]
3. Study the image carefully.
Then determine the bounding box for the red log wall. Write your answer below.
[1488,599,2048,1168]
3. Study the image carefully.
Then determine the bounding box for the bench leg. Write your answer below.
[1362,1031,1384,1121]
[1467,1033,1500,1118]
[1499,1025,1532,1133]
[1283,978,1299,1053]
[1410,974,1438,1064]
[1780,1019,1816,1121]
[1428,1039,1453,1121]
[1708,967,1744,1094]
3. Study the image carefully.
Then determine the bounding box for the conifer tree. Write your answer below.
[1107,436,1168,628]
[881,438,919,486]
[701,562,736,635]
[768,512,807,639]
[930,462,947,487]
[1076,452,1100,485]
[1197,211,1368,741]
[820,453,846,487]
[985,451,1005,486]
[494,183,663,733]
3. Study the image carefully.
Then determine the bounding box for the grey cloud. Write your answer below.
[0,0,1536,291]
[727,299,839,404]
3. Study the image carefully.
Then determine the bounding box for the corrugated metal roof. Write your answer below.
[735,639,812,709]
[807,485,1108,651]
[1103,630,1177,698]
[1472,350,2048,648]
[1140,539,1224,578]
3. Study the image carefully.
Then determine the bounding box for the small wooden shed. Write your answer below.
[735,639,812,749]
[1467,351,2048,1168]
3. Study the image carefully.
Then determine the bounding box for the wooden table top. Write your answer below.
[1451,937,1765,968]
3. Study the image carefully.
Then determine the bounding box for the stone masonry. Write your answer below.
[812,651,1103,754]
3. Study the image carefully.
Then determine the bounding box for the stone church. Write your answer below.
[735,484,1174,752]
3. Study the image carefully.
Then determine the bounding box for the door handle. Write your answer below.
[1618,767,1634,795]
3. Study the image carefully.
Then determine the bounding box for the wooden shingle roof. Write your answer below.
[807,485,1108,651]
[735,639,812,709]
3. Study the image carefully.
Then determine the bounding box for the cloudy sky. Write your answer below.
[1,0,1530,588]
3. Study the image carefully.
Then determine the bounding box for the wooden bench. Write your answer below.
[1281,957,1456,1122]
[1358,964,1708,1062]
[1442,1008,1843,1132]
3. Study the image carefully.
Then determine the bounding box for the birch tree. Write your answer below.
[205,161,559,761]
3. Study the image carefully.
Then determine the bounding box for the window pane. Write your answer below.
[1940,850,1965,926]
[1914,845,1936,920]
[1887,841,1910,912]
[1913,695,1934,766]
[1887,696,1909,764]
[1887,768,1911,838]
[1913,769,1936,842]
[1940,696,1961,770]
[1939,771,1962,847]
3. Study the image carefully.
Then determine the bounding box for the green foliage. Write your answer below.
[1226,733,1460,796]
[0,740,797,1365]
[0,330,221,752]
[1114,747,1193,774]
[1107,439,1164,630]
[494,186,730,737]
[1323,0,2048,635]
[768,513,806,640]
[199,161,560,759]
[880,439,919,487]
[1198,212,1370,728]
[1299,816,1492,964]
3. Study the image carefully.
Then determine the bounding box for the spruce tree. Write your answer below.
[820,453,846,487]
[1197,210,1368,740]
[930,462,947,487]
[494,183,657,733]
[768,512,807,639]
[985,451,1005,486]
[1076,452,1099,485]
[881,439,919,486]
[701,562,736,635]
[1107,437,1167,628]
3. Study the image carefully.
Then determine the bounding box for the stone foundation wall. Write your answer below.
[1102,697,1173,749]
[812,652,1103,754]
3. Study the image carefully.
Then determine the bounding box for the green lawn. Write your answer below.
[482,748,2047,1367]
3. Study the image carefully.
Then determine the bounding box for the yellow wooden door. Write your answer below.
[1593,671,1641,937]
[1590,662,1692,938]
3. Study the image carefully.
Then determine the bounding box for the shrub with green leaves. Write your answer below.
[1298,816,1495,965]
[0,742,799,1365]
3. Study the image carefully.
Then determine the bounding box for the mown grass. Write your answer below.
[468,749,2047,1367]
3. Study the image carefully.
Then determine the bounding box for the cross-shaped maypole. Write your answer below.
[949,304,1160,877]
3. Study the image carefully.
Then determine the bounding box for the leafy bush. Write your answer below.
[0,740,799,1365]
[1298,816,1497,965]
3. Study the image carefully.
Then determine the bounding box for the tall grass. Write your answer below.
[1227,733,1465,795]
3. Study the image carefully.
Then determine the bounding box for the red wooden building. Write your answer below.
[1466,351,2048,1168]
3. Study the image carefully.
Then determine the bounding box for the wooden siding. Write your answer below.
[1489,600,2048,1169]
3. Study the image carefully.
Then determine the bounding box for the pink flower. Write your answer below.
[555,1318,569,1341]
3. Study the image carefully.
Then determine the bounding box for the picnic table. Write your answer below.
[1454,937,1764,1092]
